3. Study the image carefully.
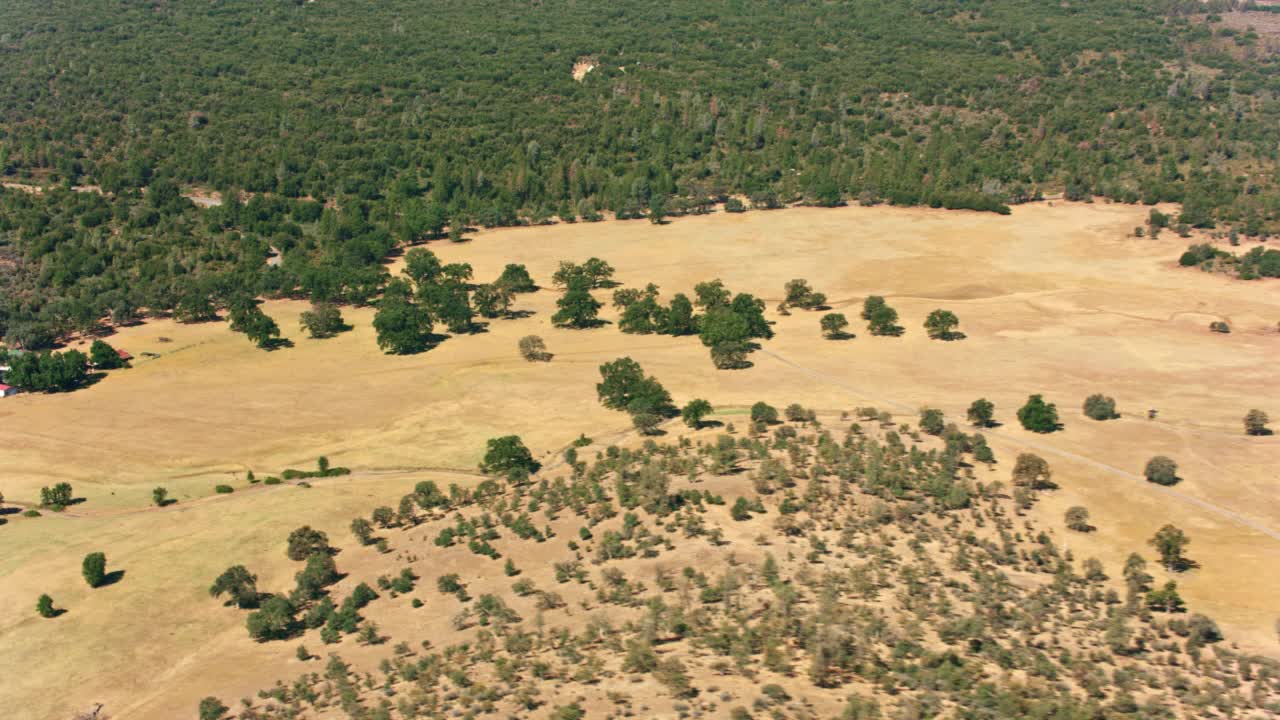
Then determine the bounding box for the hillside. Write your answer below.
[2,202,1278,719]
[208,417,1280,720]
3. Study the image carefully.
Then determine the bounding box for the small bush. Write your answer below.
[36,594,56,618]
[214,484,234,494]
[1082,394,1118,420]
[1144,456,1179,486]
[518,335,551,362]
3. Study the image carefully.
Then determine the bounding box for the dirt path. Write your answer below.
[756,347,1280,543]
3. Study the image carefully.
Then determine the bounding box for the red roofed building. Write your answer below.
[116,348,133,362]
[0,383,17,398]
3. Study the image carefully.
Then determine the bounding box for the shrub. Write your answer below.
[750,402,779,424]
[761,684,791,702]
[36,594,56,618]
[518,334,551,361]
[497,263,537,292]
[214,484,234,494]
[710,340,750,369]
[785,403,814,423]
[1012,453,1054,489]
[1243,409,1270,436]
[1144,456,1179,486]
[1065,506,1092,532]
[966,398,995,427]
[299,302,347,339]
[1209,320,1230,334]
[481,435,539,477]
[82,552,107,588]
[596,357,674,418]
[1146,581,1185,613]
[89,339,125,369]
[210,565,260,608]
[820,312,849,338]
[40,482,73,508]
[1082,394,1118,420]
[1186,614,1223,645]
[246,596,297,641]
[681,398,713,428]
[350,517,375,545]
[1017,394,1059,433]
[286,526,331,561]
[437,574,463,594]
[923,309,962,340]
[919,408,945,436]
[783,279,826,309]
[199,697,230,720]
[863,296,901,336]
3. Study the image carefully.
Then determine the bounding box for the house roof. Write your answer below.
[0,383,13,392]
[116,348,132,359]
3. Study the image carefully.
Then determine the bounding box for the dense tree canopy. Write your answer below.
[4,0,1277,346]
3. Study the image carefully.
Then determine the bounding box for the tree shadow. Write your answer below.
[505,309,536,319]
[100,569,127,587]
[559,318,611,330]
[1169,557,1200,573]
[695,420,725,430]
[47,608,69,618]
[260,338,295,351]
[825,331,855,341]
[156,498,178,508]
[0,506,21,516]
[934,331,967,341]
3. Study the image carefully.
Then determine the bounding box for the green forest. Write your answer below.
[1,0,1278,346]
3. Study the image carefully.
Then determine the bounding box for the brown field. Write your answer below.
[1,201,1278,719]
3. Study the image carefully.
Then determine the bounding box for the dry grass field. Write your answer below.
[1,201,1277,719]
